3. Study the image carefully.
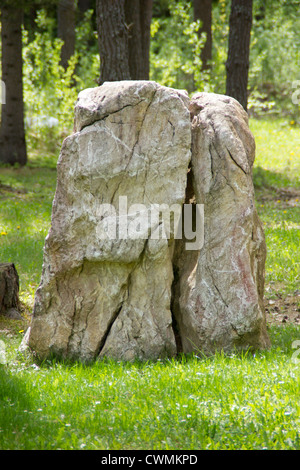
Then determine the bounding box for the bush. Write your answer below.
[23,9,99,157]
[150,1,211,94]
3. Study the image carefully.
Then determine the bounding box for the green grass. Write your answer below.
[0,325,299,450]
[250,118,300,296]
[0,166,57,307]
[0,117,300,450]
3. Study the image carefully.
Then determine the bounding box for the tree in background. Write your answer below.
[226,0,253,111]
[193,0,212,71]
[0,2,27,166]
[96,0,153,83]
[57,0,76,70]
[78,0,92,13]
[150,1,209,93]
[96,0,131,83]
[124,0,153,80]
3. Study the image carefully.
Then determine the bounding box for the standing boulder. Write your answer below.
[27,83,270,362]
[28,81,191,361]
[172,93,270,354]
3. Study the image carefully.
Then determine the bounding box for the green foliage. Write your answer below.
[22,9,99,158]
[209,0,230,95]
[150,1,212,94]
[249,0,300,118]
[150,0,232,96]
[74,8,99,87]
[23,10,79,154]
[149,0,300,117]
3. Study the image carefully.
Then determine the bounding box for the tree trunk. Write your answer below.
[124,0,153,80]
[124,0,143,79]
[139,0,153,80]
[193,0,212,71]
[57,0,76,70]
[78,0,92,13]
[0,263,21,319]
[96,0,131,84]
[0,5,27,166]
[226,0,253,111]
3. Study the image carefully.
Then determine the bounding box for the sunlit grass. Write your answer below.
[250,118,300,296]
[0,325,299,450]
[261,210,300,293]
[250,118,300,187]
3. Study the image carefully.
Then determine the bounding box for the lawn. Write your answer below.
[0,117,299,450]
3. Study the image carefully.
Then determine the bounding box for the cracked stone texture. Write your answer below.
[28,80,191,361]
[172,92,270,354]
[28,84,270,362]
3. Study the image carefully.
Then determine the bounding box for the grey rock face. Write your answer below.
[28,83,270,362]
[172,92,270,354]
[28,81,191,361]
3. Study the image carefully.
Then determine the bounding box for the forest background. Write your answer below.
[0,0,299,163]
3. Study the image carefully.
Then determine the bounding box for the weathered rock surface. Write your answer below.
[28,82,270,362]
[28,80,191,361]
[172,92,270,354]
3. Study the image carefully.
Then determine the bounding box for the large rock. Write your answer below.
[28,80,191,361]
[28,83,270,362]
[172,92,270,354]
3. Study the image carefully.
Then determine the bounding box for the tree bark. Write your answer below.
[57,0,76,70]
[78,0,92,13]
[226,0,253,111]
[96,0,131,84]
[0,263,21,319]
[193,0,212,71]
[139,0,153,80]
[124,0,153,80]
[124,0,143,79]
[0,5,27,166]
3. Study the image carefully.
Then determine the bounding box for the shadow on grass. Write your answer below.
[0,366,37,449]
[253,166,300,195]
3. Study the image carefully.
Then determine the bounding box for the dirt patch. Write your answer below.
[0,182,27,200]
[265,290,300,326]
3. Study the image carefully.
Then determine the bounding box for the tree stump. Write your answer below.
[0,263,21,319]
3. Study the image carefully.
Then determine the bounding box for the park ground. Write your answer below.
[0,116,299,450]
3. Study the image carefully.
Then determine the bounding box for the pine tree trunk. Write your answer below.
[226,0,253,111]
[124,0,153,80]
[0,5,27,166]
[193,0,212,71]
[57,0,76,70]
[139,0,153,80]
[78,0,92,13]
[96,0,131,84]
